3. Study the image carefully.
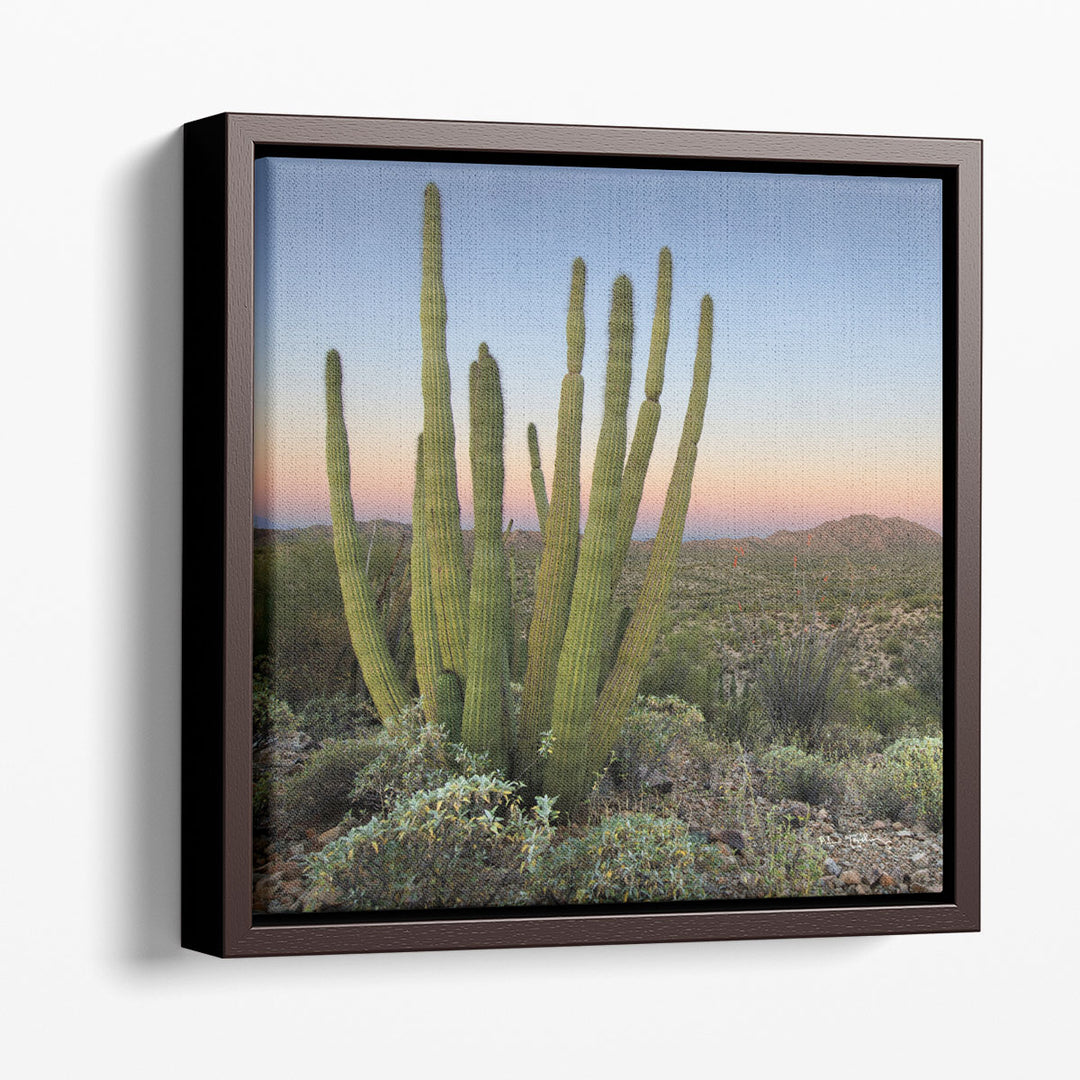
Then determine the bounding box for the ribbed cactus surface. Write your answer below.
[586,295,714,778]
[420,183,470,682]
[611,247,672,590]
[409,434,442,726]
[544,275,634,807]
[324,349,410,720]
[462,344,510,771]
[527,422,549,534]
[517,258,586,773]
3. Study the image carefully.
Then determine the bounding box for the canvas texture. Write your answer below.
[251,159,945,915]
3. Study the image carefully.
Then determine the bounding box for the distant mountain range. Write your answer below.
[256,513,941,556]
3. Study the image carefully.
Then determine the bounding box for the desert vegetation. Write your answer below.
[253,183,944,914]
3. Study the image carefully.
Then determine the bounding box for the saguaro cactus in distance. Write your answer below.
[324,348,410,721]
[586,295,714,777]
[462,344,511,771]
[516,258,587,774]
[544,275,634,805]
[420,182,470,682]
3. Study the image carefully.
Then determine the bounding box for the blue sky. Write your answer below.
[254,156,942,538]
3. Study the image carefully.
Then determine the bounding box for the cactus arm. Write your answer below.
[461,344,510,771]
[409,434,443,726]
[544,274,634,806]
[324,349,409,720]
[420,182,470,681]
[527,422,550,533]
[611,247,672,590]
[586,295,714,779]
[516,258,586,774]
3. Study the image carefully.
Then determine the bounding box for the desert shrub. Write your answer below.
[297,691,376,741]
[751,808,828,897]
[835,681,938,741]
[710,674,766,747]
[886,735,943,828]
[906,631,944,709]
[861,735,943,827]
[639,624,720,721]
[305,774,556,911]
[350,703,490,810]
[274,736,383,835]
[529,813,726,905]
[608,695,705,788]
[252,679,298,741]
[816,718,884,760]
[743,606,857,749]
[761,746,844,806]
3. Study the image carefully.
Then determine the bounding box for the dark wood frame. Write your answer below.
[182,113,980,958]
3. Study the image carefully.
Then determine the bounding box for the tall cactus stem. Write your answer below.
[409,434,443,726]
[324,349,410,720]
[420,183,470,681]
[517,258,587,773]
[586,294,714,780]
[527,422,549,533]
[462,344,510,771]
[612,247,672,590]
[544,274,634,806]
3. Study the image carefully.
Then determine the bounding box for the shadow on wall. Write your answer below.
[117,128,184,965]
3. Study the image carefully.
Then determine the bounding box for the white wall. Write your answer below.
[2,2,1075,1076]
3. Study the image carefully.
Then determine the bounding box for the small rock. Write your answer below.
[892,822,904,831]
[855,884,872,896]
[872,820,888,830]
[878,873,898,888]
[840,870,861,887]
[817,807,829,821]
[280,862,302,882]
[911,851,926,863]
[714,828,746,853]
[818,823,835,835]
[644,770,674,795]
[825,858,842,876]
[897,829,914,838]
[866,867,883,886]
[317,825,343,845]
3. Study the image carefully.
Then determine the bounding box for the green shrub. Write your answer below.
[297,691,375,741]
[350,703,490,810]
[639,624,720,721]
[743,605,857,749]
[761,746,843,806]
[835,681,938,740]
[609,695,705,787]
[274,736,382,835]
[861,735,943,827]
[253,680,298,741]
[751,808,828,897]
[710,674,766,747]
[305,774,557,911]
[529,813,726,904]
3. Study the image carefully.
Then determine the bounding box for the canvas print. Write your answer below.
[252,157,945,916]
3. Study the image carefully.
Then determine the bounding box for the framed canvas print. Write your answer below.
[182,114,980,957]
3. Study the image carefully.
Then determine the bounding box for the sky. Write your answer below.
[254,156,943,539]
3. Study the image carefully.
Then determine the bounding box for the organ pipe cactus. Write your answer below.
[544,275,634,805]
[516,258,586,774]
[420,183,470,682]
[323,348,410,720]
[325,183,714,811]
[462,344,511,771]
[586,295,714,777]
[527,423,549,533]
